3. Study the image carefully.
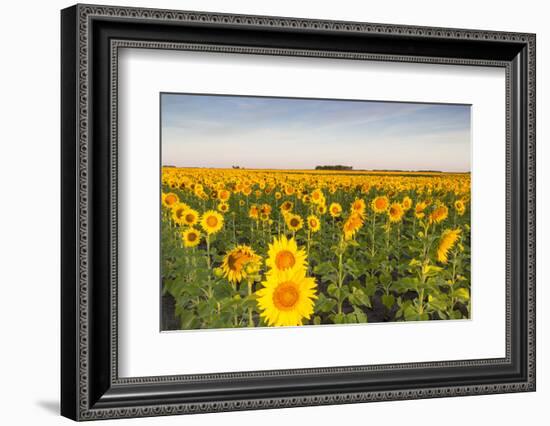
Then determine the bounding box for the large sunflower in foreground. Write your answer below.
[266,235,307,274]
[437,228,461,263]
[200,210,224,234]
[256,268,317,327]
[221,245,261,284]
[181,228,201,248]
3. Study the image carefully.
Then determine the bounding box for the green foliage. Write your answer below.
[160,169,471,329]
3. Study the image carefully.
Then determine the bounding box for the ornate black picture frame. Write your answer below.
[61,4,536,421]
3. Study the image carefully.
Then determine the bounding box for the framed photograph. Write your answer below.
[61,4,536,421]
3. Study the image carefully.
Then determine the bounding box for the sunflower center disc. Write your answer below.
[273,282,300,310]
[275,250,295,270]
[228,251,251,272]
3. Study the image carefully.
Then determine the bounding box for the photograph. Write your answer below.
[160,93,472,330]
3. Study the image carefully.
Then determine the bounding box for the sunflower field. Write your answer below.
[161,167,471,330]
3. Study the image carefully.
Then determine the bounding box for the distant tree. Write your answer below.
[315,165,353,171]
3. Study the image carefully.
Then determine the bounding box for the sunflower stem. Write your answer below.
[337,237,345,315]
[247,280,254,327]
[206,235,211,269]
[371,214,376,257]
[232,214,237,244]
[449,250,459,317]
[385,220,390,250]
[418,287,425,316]
[306,229,311,271]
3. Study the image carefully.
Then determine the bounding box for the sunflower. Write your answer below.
[343,212,364,240]
[260,203,272,215]
[317,204,327,215]
[310,189,324,205]
[181,208,199,227]
[430,205,449,224]
[329,202,343,218]
[402,196,413,210]
[256,268,317,327]
[280,200,293,213]
[371,196,389,213]
[193,186,204,198]
[415,201,427,219]
[286,213,303,232]
[249,204,259,220]
[182,228,201,248]
[437,228,461,263]
[221,245,261,284]
[171,202,190,225]
[266,235,307,274]
[218,189,231,202]
[351,198,366,216]
[307,215,321,233]
[454,199,466,216]
[200,210,224,234]
[275,191,282,200]
[217,202,229,213]
[162,192,179,208]
[388,202,404,223]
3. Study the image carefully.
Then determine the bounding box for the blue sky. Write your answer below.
[161,93,471,172]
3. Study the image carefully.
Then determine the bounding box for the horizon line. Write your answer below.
[162,165,471,174]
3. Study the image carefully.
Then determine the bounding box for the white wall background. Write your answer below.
[0,0,546,424]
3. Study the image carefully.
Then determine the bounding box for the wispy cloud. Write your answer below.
[161,93,471,172]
